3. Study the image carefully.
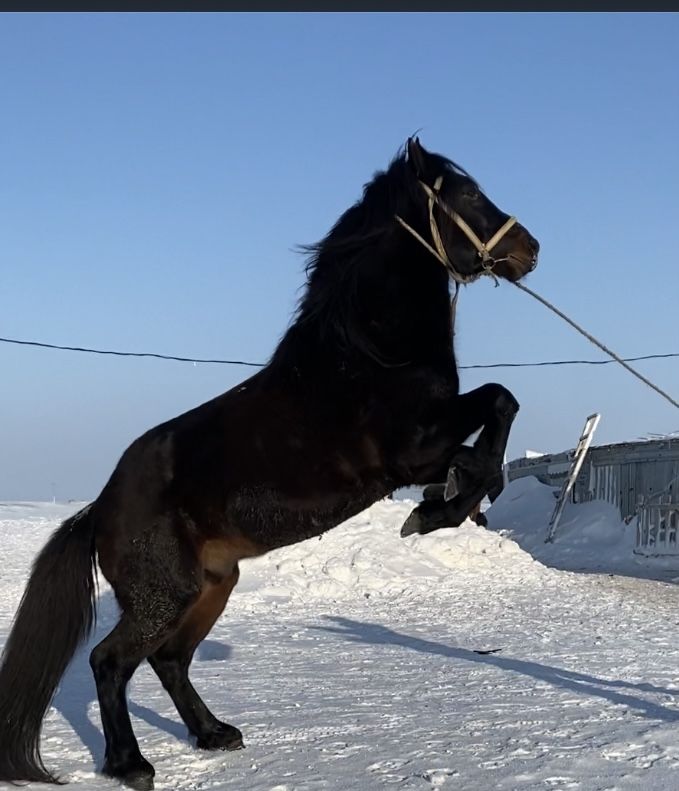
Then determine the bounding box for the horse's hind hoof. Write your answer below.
[103,758,155,791]
[121,770,155,791]
[196,723,245,751]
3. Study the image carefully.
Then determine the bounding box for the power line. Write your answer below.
[0,336,262,367]
[1,334,678,371]
[460,352,679,370]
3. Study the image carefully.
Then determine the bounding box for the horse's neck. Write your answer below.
[272,242,457,378]
[363,243,457,370]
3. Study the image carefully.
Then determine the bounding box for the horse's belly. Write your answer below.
[225,480,391,551]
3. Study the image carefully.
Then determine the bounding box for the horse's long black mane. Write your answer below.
[302,146,471,270]
[270,147,472,373]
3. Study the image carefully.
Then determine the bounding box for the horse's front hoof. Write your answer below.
[400,509,425,537]
[103,757,155,791]
[196,723,245,751]
[400,500,465,537]
[422,483,446,501]
[473,511,488,527]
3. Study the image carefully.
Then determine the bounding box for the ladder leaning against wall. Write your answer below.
[545,413,601,544]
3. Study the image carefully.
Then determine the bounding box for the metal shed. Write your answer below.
[505,437,679,556]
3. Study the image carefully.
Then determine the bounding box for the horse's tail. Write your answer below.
[0,504,98,784]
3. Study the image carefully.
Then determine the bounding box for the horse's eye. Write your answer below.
[465,188,480,201]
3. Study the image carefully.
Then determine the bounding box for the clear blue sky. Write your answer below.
[2,12,678,501]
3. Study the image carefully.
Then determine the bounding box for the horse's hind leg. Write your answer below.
[90,606,193,789]
[148,567,243,751]
[90,529,201,790]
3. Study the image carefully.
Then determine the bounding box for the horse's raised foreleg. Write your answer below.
[148,567,244,752]
[402,383,518,536]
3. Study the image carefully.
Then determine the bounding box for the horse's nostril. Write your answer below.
[529,236,540,255]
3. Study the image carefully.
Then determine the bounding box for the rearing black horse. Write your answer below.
[0,138,539,790]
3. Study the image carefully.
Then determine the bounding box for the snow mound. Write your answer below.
[0,498,550,611]
[486,476,672,577]
[238,498,548,604]
[486,475,558,537]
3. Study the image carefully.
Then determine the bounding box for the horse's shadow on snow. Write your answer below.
[52,590,232,767]
[315,615,679,723]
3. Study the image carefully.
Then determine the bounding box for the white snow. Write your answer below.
[3,486,679,791]
[487,476,679,580]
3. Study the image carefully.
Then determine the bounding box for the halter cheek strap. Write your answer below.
[395,177,517,284]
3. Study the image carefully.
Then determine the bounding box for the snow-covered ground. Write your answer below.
[3,483,679,791]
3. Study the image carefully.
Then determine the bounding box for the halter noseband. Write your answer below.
[395,176,518,285]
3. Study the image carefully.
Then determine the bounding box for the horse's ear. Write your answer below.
[406,137,428,179]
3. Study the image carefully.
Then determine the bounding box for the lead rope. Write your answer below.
[396,180,677,409]
[395,178,469,282]
[450,281,460,325]
[513,281,679,410]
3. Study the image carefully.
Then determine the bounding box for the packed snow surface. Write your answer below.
[3,482,679,791]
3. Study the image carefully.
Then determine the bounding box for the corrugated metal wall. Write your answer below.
[507,438,679,520]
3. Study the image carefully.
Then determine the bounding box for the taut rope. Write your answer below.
[395,177,679,410]
[513,281,679,410]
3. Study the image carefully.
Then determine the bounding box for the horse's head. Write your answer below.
[289,139,540,369]
[403,137,539,283]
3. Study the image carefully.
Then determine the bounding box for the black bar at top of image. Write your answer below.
[4,3,679,12]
